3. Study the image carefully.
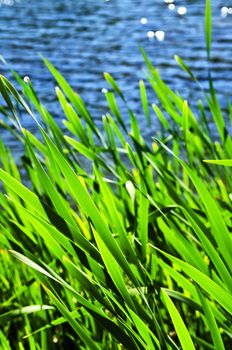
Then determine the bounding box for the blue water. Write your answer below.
[0,0,232,154]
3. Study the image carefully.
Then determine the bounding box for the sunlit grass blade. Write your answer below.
[105,91,127,130]
[137,177,149,261]
[0,305,54,325]
[0,169,47,218]
[203,159,232,166]
[43,286,101,350]
[154,138,232,272]
[140,80,150,125]
[154,247,232,315]
[162,289,196,350]
[1,3,232,347]
[197,288,225,350]
[181,207,232,293]
[40,129,139,286]
[93,228,137,312]
[104,72,125,101]
[174,55,196,82]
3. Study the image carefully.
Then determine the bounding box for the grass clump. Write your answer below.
[0,1,232,349]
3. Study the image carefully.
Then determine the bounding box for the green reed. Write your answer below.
[0,0,232,349]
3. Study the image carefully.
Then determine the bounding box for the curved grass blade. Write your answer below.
[154,247,232,315]
[43,286,101,350]
[40,129,139,286]
[162,289,196,350]
[154,138,232,273]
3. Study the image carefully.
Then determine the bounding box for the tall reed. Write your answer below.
[0,0,231,349]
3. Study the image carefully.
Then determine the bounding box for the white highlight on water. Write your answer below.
[147,30,165,41]
[147,31,155,39]
[23,76,30,83]
[155,31,165,41]
[178,7,187,15]
[140,17,148,25]
[168,4,175,10]
[221,7,232,17]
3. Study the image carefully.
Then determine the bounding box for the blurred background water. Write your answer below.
[0,0,232,156]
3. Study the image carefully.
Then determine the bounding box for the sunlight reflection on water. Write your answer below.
[221,6,232,17]
[140,17,148,25]
[177,7,187,16]
[0,0,232,157]
[0,0,19,6]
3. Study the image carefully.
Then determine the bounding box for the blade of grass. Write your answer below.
[162,289,196,350]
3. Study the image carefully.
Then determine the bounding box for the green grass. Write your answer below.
[0,0,232,348]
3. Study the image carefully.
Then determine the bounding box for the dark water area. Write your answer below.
[0,0,232,157]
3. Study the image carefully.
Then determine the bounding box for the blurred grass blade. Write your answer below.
[0,305,54,325]
[205,0,212,60]
[203,159,232,166]
[140,80,150,125]
[104,72,125,100]
[174,55,196,82]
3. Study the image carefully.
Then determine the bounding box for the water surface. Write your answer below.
[0,0,232,155]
